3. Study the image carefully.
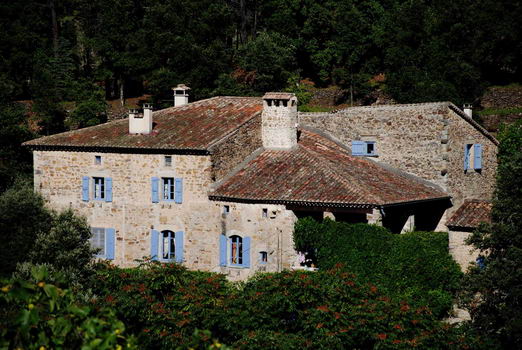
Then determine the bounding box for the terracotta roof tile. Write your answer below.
[447,200,492,229]
[23,96,262,151]
[210,129,449,207]
[263,92,294,100]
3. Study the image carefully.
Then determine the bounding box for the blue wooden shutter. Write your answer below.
[474,144,482,170]
[464,144,470,170]
[150,229,159,260]
[175,231,184,263]
[351,141,365,156]
[105,177,113,202]
[82,176,90,201]
[219,235,227,266]
[174,178,183,204]
[151,177,159,203]
[243,236,251,268]
[105,228,115,260]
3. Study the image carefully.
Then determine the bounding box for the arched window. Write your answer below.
[230,235,243,265]
[161,230,175,260]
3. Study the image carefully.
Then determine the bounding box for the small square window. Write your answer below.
[95,155,102,165]
[164,156,172,167]
[260,251,268,264]
[262,208,268,218]
[93,177,105,200]
[352,140,377,156]
[223,205,230,215]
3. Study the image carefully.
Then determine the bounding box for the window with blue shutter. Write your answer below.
[219,235,227,266]
[151,177,159,203]
[82,176,90,201]
[89,227,115,260]
[464,143,483,171]
[352,140,376,156]
[105,177,113,202]
[175,231,184,263]
[105,228,115,260]
[474,144,482,170]
[150,229,159,260]
[174,178,183,204]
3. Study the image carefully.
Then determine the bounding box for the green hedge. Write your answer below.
[294,218,463,317]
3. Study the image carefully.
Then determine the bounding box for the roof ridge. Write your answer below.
[298,101,451,115]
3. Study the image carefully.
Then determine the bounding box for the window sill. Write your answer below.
[225,264,249,269]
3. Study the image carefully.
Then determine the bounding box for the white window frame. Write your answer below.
[93,177,105,200]
[90,227,106,257]
[162,177,175,201]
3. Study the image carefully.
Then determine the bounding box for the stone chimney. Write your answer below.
[262,92,298,150]
[172,84,190,106]
[463,103,473,118]
[129,103,153,134]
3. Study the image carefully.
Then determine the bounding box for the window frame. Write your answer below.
[162,177,175,201]
[259,251,268,264]
[159,230,176,262]
[90,227,106,258]
[93,177,105,200]
[352,140,378,157]
[229,235,243,267]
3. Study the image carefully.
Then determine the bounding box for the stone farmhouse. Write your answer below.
[24,87,497,279]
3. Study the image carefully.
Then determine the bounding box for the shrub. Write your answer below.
[293,219,462,317]
[0,265,137,350]
[0,181,52,276]
[91,262,479,350]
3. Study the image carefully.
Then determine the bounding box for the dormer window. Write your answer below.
[352,140,377,156]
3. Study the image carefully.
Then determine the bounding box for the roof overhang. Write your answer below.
[23,144,210,155]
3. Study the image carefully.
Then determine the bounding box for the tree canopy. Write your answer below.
[0,0,520,109]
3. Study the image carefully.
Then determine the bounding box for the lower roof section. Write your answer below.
[209,129,449,208]
[447,199,492,230]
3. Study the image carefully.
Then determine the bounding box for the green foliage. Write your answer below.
[462,120,522,347]
[19,209,99,285]
[293,219,462,317]
[92,261,481,349]
[236,32,297,92]
[0,265,137,350]
[0,102,34,191]
[0,181,52,276]
[477,107,522,117]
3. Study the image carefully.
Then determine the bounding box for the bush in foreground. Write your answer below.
[92,261,482,350]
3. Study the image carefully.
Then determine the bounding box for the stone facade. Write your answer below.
[33,149,299,278]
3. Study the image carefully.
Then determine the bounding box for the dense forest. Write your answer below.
[1,0,521,110]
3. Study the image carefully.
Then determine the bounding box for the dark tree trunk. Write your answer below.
[48,0,59,58]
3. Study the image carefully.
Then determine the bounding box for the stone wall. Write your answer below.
[262,99,298,149]
[449,229,479,271]
[33,150,298,279]
[209,114,262,182]
[299,103,498,218]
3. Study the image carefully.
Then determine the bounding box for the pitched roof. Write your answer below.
[23,96,262,152]
[447,200,492,229]
[209,129,449,208]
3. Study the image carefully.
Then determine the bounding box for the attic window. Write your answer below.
[223,205,230,215]
[352,140,377,156]
[164,156,172,167]
[262,208,268,218]
[95,155,102,165]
